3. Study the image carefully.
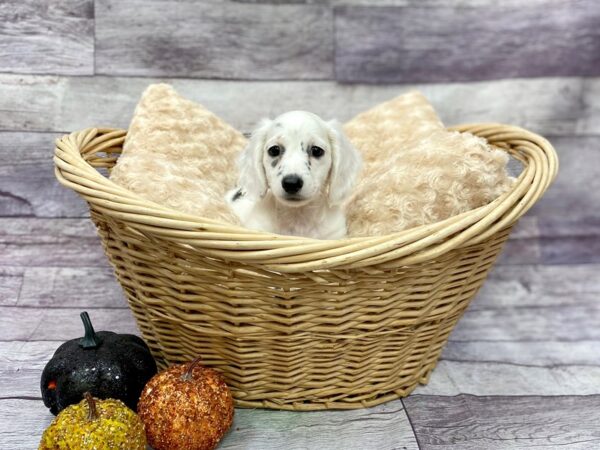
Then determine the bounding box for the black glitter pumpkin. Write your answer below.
[41,312,157,415]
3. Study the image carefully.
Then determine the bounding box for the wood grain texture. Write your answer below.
[1,74,598,136]
[0,399,52,450]
[416,357,600,396]
[0,75,66,132]
[498,216,600,266]
[0,0,94,76]
[95,0,333,79]
[538,217,600,265]
[0,307,139,341]
[0,267,22,306]
[454,305,600,342]
[0,341,57,399]
[472,264,600,310]
[220,399,418,449]
[0,132,88,217]
[442,340,600,366]
[17,267,125,308]
[335,0,600,83]
[528,135,600,220]
[403,394,600,449]
[0,218,106,267]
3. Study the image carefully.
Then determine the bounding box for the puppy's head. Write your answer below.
[238,111,361,207]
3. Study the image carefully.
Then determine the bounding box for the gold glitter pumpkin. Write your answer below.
[39,392,146,450]
[137,358,234,450]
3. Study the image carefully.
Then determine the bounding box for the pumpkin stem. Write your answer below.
[79,311,102,349]
[181,356,203,381]
[84,392,99,421]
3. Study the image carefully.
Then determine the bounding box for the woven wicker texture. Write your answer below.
[54,124,557,410]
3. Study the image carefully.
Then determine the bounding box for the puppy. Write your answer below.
[227,111,362,239]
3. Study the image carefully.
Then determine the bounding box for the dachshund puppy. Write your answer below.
[227,111,362,239]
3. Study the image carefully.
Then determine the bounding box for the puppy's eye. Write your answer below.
[267,145,281,157]
[310,146,325,158]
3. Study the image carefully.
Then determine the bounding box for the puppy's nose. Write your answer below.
[282,174,303,194]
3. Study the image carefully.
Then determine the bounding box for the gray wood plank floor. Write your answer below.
[1,0,599,448]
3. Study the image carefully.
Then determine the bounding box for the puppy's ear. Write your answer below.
[238,118,272,199]
[327,120,362,206]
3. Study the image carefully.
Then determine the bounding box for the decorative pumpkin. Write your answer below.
[137,357,234,450]
[41,311,157,415]
[39,392,146,450]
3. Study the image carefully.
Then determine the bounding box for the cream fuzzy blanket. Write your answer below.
[110,84,514,238]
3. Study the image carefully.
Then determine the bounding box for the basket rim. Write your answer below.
[54,123,558,272]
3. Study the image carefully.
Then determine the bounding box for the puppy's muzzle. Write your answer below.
[282,174,303,194]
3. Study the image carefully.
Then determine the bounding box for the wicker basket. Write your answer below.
[54,123,557,411]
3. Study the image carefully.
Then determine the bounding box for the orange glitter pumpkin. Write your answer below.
[137,358,234,450]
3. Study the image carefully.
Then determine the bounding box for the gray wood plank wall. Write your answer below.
[1,0,599,449]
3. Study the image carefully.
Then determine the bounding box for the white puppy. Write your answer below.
[227,111,362,239]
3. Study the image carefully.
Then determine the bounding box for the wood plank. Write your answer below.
[95,0,333,80]
[1,74,598,136]
[0,267,22,306]
[498,217,600,266]
[0,341,56,399]
[0,75,66,132]
[403,394,600,449]
[0,307,139,341]
[17,267,125,308]
[471,264,600,310]
[335,1,600,83]
[500,216,600,265]
[220,399,418,449]
[0,218,106,267]
[442,340,600,366]
[0,132,88,217]
[529,136,600,220]
[454,305,600,342]
[0,0,94,76]
[417,351,600,396]
[0,399,52,450]
[538,217,600,265]
[579,77,600,133]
